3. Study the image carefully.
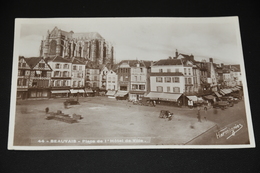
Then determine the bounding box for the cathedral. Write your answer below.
[39,27,114,65]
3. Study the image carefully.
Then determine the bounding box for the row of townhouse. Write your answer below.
[17,52,242,103]
[146,52,242,106]
[17,56,118,99]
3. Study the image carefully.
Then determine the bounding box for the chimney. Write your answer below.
[209,58,213,63]
[175,49,179,58]
[169,56,172,59]
[190,54,194,61]
[221,63,224,67]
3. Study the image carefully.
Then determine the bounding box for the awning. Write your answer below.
[70,89,85,94]
[214,92,222,98]
[203,95,216,100]
[17,88,28,92]
[159,93,182,102]
[51,90,70,94]
[186,96,198,102]
[129,91,146,94]
[106,90,116,96]
[221,89,231,94]
[85,88,94,93]
[227,89,233,93]
[146,92,163,100]
[115,91,128,97]
[219,90,225,95]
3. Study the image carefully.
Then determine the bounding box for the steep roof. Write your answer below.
[71,57,85,65]
[154,59,183,66]
[142,60,153,68]
[118,60,147,68]
[230,65,241,72]
[178,53,196,63]
[72,32,104,40]
[49,56,71,63]
[24,57,43,68]
[85,61,99,69]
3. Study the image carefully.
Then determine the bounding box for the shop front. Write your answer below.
[85,88,94,97]
[158,93,183,106]
[106,90,117,97]
[114,90,129,100]
[146,92,182,107]
[129,91,146,101]
[17,88,28,100]
[28,88,50,98]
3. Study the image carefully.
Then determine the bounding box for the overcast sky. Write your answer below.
[16,17,243,64]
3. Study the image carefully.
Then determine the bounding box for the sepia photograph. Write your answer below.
[8,17,255,150]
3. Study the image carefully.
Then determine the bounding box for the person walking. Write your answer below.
[203,106,207,121]
[197,107,201,122]
[45,107,49,114]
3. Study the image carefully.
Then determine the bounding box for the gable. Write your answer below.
[49,27,59,38]
[18,58,31,69]
[33,58,52,71]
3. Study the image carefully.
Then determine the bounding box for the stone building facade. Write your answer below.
[39,27,114,65]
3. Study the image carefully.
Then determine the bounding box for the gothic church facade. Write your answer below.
[39,27,114,65]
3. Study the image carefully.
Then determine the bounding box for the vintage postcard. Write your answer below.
[8,17,255,150]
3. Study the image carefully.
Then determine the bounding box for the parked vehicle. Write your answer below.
[213,101,229,110]
[159,110,173,120]
[221,96,234,107]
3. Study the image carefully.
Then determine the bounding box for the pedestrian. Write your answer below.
[197,107,201,122]
[203,106,207,121]
[63,101,68,109]
[45,107,49,114]
[153,100,156,107]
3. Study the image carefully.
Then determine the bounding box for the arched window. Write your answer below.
[50,40,57,54]
[73,81,77,87]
